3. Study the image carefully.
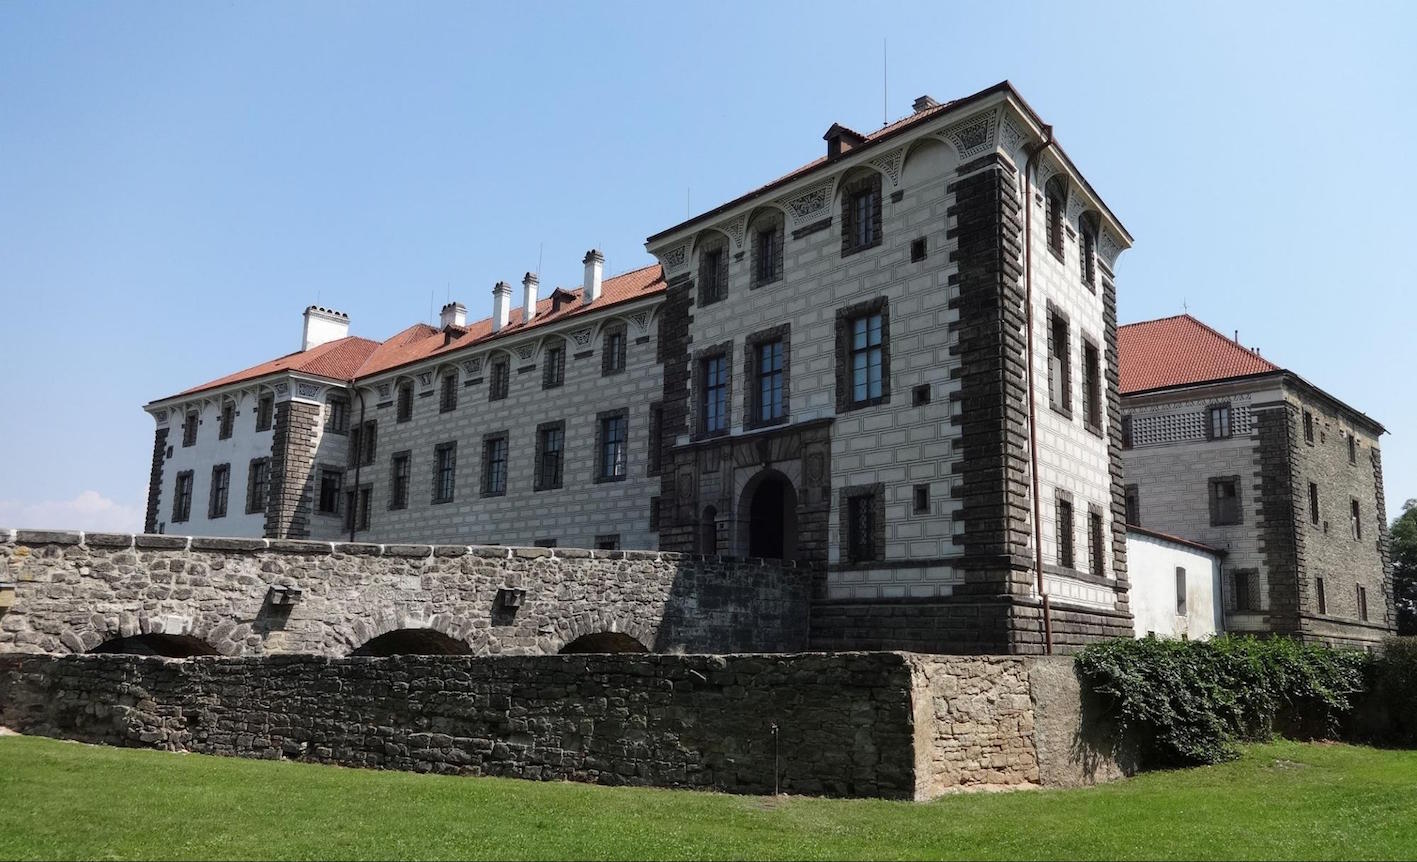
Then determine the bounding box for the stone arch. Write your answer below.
[542,612,658,656]
[342,609,473,657]
[688,226,733,259]
[350,628,472,657]
[60,611,251,657]
[558,632,648,654]
[736,468,799,561]
[832,164,888,208]
[91,633,218,658]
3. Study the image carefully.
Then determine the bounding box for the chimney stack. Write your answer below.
[492,281,512,332]
[522,272,539,323]
[912,95,940,113]
[440,301,466,329]
[582,249,604,305]
[301,306,349,351]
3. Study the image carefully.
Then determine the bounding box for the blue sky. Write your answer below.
[0,0,1412,530]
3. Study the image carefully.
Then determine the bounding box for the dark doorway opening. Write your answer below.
[351,629,472,657]
[559,632,648,654]
[90,633,218,658]
[745,470,798,560]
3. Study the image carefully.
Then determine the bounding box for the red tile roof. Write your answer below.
[1118,314,1279,395]
[156,264,665,403]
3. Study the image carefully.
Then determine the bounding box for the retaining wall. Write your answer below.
[0,651,1119,799]
[0,530,810,657]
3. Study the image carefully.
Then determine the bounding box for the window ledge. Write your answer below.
[1084,421,1103,438]
[594,474,627,485]
[1049,404,1074,421]
[841,238,883,259]
[838,395,890,414]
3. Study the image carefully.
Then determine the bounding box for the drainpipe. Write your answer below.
[348,384,365,543]
[1023,125,1055,655]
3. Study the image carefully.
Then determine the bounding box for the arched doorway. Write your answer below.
[559,632,648,654]
[743,470,798,560]
[351,629,472,657]
[90,633,218,658]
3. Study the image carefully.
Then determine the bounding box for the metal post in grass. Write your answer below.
[771,722,780,796]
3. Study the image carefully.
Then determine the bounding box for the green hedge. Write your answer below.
[1075,636,1369,767]
[1360,636,1417,746]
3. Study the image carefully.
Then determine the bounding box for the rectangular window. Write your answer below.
[1081,228,1097,287]
[1358,585,1369,622]
[543,344,565,389]
[256,395,274,432]
[218,403,235,440]
[1089,510,1105,578]
[182,411,198,447]
[910,237,927,263]
[755,227,779,284]
[318,469,343,515]
[1056,497,1075,568]
[433,442,457,504]
[1351,498,1362,540]
[246,458,269,514]
[1208,404,1232,440]
[396,383,414,422]
[649,496,660,531]
[344,486,371,532]
[208,464,230,519]
[1210,477,1241,526]
[701,354,729,435]
[489,359,509,401]
[1233,570,1256,612]
[482,434,508,497]
[534,539,558,548]
[647,403,663,477]
[1082,340,1102,432]
[1309,482,1320,526]
[1124,484,1140,526]
[172,471,193,523]
[598,412,628,482]
[756,339,785,424]
[1046,187,1064,257]
[1121,414,1133,450]
[846,492,878,563]
[841,173,882,257]
[1316,577,1327,615]
[535,422,564,491]
[1348,434,1358,465]
[595,534,621,551]
[602,328,626,375]
[912,484,930,515]
[852,189,876,248]
[1303,410,1315,444]
[389,452,410,511]
[1048,311,1071,415]
[439,371,458,413]
[699,246,726,305]
[1176,567,1187,616]
[348,420,376,467]
[325,396,348,434]
[851,312,884,405]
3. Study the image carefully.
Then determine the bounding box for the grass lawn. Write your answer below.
[1,735,1414,860]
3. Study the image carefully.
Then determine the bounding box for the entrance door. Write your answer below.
[746,472,796,559]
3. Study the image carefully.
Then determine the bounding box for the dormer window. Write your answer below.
[550,287,577,314]
[823,123,866,159]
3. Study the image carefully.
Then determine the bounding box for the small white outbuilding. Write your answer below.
[1126,526,1224,640]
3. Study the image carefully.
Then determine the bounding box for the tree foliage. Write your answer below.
[1394,499,1417,635]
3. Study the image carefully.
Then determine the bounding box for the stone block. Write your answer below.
[15,530,83,546]
[191,537,268,552]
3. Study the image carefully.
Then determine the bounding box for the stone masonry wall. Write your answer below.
[0,651,1116,799]
[0,530,810,657]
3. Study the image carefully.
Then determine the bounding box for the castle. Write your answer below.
[137,81,1394,652]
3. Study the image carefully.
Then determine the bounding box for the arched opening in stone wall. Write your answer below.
[350,629,472,657]
[90,633,218,658]
[700,505,719,555]
[559,632,649,654]
[742,469,798,560]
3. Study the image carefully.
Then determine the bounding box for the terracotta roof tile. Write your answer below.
[157,264,664,403]
[1118,314,1279,395]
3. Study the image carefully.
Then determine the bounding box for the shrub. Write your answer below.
[1360,636,1417,746]
[1075,635,1368,768]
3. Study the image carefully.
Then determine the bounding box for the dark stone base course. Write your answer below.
[0,652,908,799]
[810,598,1132,655]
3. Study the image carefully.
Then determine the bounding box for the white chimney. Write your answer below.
[302,306,349,351]
[440,301,466,329]
[522,272,539,323]
[582,249,604,305]
[492,281,512,332]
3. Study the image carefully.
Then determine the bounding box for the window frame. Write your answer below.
[696,347,731,439]
[840,172,883,257]
[218,402,235,440]
[1175,567,1188,616]
[1303,410,1315,444]
[481,432,509,498]
[1046,304,1072,418]
[750,213,784,288]
[488,357,510,402]
[743,324,790,430]
[534,420,565,491]
[840,483,885,564]
[835,297,890,412]
[1309,481,1320,526]
[172,470,194,523]
[601,325,627,376]
[594,408,629,484]
[389,451,411,511]
[1045,178,1066,260]
[256,395,275,432]
[432,441,457,504]
[1088,505,1106,578]
[1206,403,1233,440]
[542,342,565,389]
[208,463,230,519]
[697,241,728,306]
[1081,335,1102,435]
[245,458,270,515]
[439,370,458,413]
[325,395,349,435]
[348,420,377,467]
[1209,476,1243,526]
[1056,493,1075,569]
[182,411,198,447]
[1124,483,1141,526]
[396,381,414,423]
[317,468,343,516]
[1351,497,1362,540]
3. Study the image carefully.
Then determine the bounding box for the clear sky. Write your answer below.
[1,0,1413,530]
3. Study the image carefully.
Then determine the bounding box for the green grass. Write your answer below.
[2,735,1415,860]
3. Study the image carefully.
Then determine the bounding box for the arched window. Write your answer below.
[1045,176,1067,259]
[1079,211,1100,290]
[749,209,785,287]
[840,169,883,257]
[697,233,729,306]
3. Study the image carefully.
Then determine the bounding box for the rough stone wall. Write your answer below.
[0,651,1118,799]
[265,401,322,539]
[0,531,810,657]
